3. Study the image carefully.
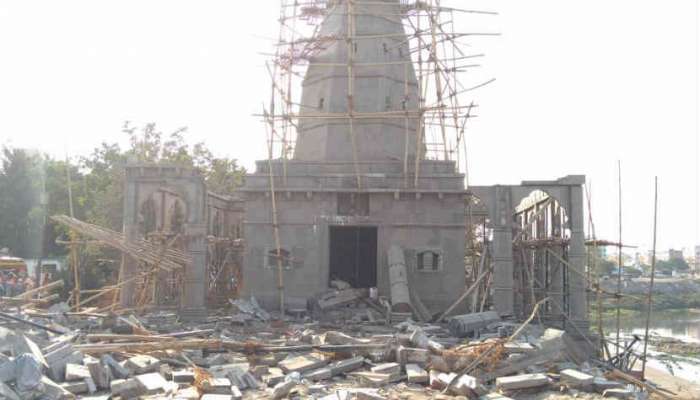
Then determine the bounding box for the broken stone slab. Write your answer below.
[271,380,296,400]
[480,394,514,400]
[602,388,636,399]
[12,335,48,369]
[429,370,457,390]
[593,377,625,393]
[202,377,232,394]
[101,354,130,379]
[278,353,328,374]
[323,331,368,345]
[304,367,332,381]
[84,358,110,390]
[405,364,428,384]
[316,288,363,310]
[40,376,75,400]
[201,395,234,400]
[124,354,160,374]
[395,346,429,365]
[352,371,403,387]
[503,342,536,354]
[262,368,285,386]
[64,364,90,381]
[409,328,444,353]
[110,378,143,398]
[135,372,169,395]
[172,369,195,384]
[60,381,89,395]
[450,374,481,398]
[14,354,44,395]
[370,362,400,376]
[495,373,549,391]
[329,356,364,375]
[174,386,201,400]
[560,369,594,388]
[48,351,83,382]
[208,362,249,379]
[231,385,242,400]
[447,311,501,338]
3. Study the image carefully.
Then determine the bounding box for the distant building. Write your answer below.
[668,248,684,261]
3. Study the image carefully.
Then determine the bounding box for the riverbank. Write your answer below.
[598,277,700,311]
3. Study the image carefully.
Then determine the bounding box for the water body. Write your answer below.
[600,309,700,342]
[599,309,700,382]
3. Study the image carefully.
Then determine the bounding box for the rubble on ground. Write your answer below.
[0,283,664,400]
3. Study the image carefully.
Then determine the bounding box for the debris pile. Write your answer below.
[0,289,668,400]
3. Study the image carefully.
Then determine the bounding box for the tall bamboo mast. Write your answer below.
[641,177,659,380]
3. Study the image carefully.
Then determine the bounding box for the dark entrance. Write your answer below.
[329,226,377,288]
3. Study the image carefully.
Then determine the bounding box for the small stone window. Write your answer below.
[385,96,392,111]
[266,247,291,269]
[382,43,389,54]
[416,249,443,272]
[318,97,325,110]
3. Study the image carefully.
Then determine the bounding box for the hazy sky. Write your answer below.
[0,1,698,255]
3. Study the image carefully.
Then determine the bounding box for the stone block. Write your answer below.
[202,377,232,394]
[60,381,88,395]
[101,354,130,379]
[110,378,143,398]
[602,388,635,399]
[503,342,536,354]
[370,362,400,376]
[495,373,549,390]
[262,368,285,387]
[174,386,200,400]
[304,367,332,381]
[278,354,328,374]
[450,374,480,397]
[231,385,242,400]
[560,369,593,387]
[593,377,625,393]
[447,311,501,338]
[480,393,514,400]
[124,354,160,374]
[172,369,196,384]
[395,346,429,365]
[134,372,168,395]
[329,356,364,375]
[429,371,457,390]
[64,364,90,381]
[84,359,110,390]
[201,395,233,400]
[271,380,295,399]
[13,335,48,368]
[40,376,75,400]
[405,364,428,384]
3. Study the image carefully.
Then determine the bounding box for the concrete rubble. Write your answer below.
[0,291,661,400]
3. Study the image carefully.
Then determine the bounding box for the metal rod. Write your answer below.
[641,176,658,380]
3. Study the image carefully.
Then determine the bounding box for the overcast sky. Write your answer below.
[0,1,698,256]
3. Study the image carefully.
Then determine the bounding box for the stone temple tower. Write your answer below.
[294,0,420,163]
[241,0,467,312]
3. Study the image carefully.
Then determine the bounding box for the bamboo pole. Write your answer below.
[641,177,658,380]
[615,161,623,362]
[436,264,491,322]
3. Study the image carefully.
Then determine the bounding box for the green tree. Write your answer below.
[0,147,46,258]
